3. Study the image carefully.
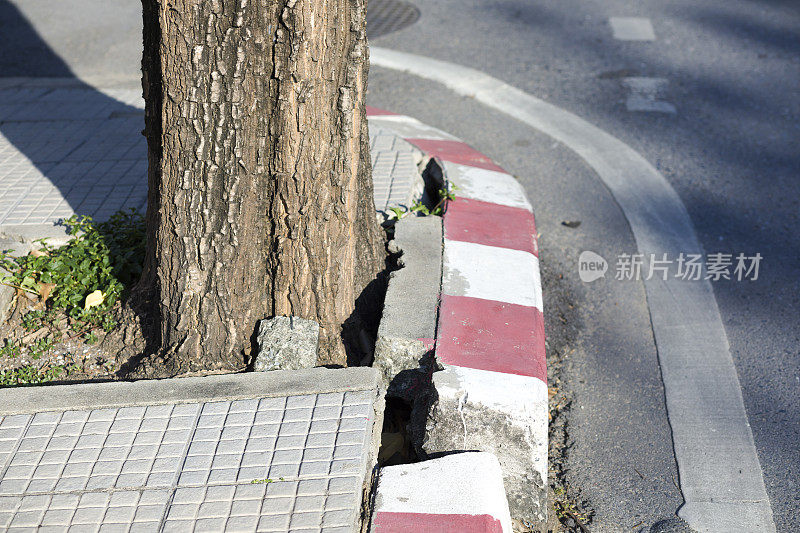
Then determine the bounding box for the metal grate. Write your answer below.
[367,0,420,39]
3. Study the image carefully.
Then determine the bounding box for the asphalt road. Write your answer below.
[368,1,799,530]
[1,0,798,530]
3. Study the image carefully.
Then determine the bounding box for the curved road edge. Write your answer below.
[369,46,776,532]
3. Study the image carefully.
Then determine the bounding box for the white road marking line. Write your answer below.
[371,46,776,532]
[368,114,459,140]
[609,17,656,41]
[622,77,677,114]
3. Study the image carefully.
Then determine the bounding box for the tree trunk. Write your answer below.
[135,0,383,376]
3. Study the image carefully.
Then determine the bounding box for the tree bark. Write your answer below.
[135,0,383,376]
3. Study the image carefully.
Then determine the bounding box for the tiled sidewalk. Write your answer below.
[0,368,383,532]
[0,79,422,233]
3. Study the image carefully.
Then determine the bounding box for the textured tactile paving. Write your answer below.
[0,390,374,532]
[0,84,421,230]
[369,127,421,213]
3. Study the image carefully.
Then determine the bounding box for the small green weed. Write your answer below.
[388,184,458,221]
[21,309,48,331]
[0,209,145,386]
[0,363,79,387]
[0,340,21,359]
[387,206,407,221]
[553,497,592,531]
[0,209,145,332]
[29,337,56,360]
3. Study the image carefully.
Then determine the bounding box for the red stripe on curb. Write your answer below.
[444,198,538,256]
[405,139,506,173]
[366,106,397,116]
[437,294,546,382]
[373,512,504,533]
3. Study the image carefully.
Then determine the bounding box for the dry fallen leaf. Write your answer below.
[84,290,104,310]
[38,282,55,303]
[29,249,49,257]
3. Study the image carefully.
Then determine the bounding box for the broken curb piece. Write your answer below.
[414,365,549,523]
[370,451,513,533]
[368,107,548,526]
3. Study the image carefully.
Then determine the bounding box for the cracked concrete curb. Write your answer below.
[372,216,441,401]
[367,107,547,526]
[0,367,382,416]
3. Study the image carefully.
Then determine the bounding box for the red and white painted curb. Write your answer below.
[370,452,513,533]
[366,108,545,382]
[367,107,548,523]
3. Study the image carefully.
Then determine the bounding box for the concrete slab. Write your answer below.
[373,216,442,399]
[0,367,384,532]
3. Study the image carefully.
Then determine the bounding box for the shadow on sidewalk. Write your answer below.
[0,0,147,231]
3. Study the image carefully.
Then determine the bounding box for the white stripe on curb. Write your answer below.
[371,46,776,532]
[443,240,543,310]
[433,366,548,426]
[443,162,533,211]
[434,366,549,479]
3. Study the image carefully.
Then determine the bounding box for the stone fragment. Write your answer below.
[254,316,319,371]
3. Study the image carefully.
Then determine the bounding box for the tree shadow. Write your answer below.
[0,0,147,231]
[0,0,157,380]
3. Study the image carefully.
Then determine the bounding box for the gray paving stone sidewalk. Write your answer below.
[0,367,383,532]
[0,80,422,234]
